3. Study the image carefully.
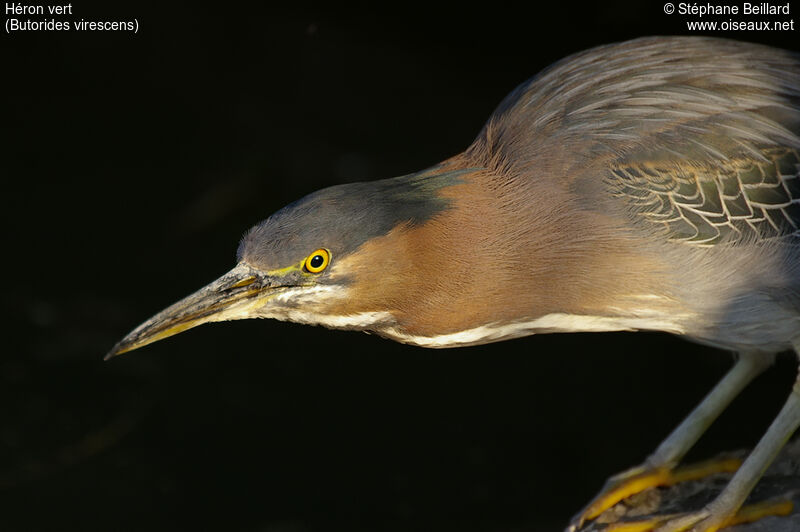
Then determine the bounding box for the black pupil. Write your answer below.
[309,254,325,269]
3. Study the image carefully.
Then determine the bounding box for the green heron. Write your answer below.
[108,36,800,531]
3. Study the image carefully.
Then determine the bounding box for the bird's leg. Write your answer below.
[567,353,773,531]
[646,353,774,470]
[649,356,800,532]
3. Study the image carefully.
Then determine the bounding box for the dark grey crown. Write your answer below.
[237,166,474,270]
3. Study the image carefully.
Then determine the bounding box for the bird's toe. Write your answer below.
[568,457,743,531]
[572,499,794,532]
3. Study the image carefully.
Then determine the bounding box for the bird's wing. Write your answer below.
[474,37,800,246]
[607,147,800,245]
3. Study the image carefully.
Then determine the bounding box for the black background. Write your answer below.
[4,2,799,531]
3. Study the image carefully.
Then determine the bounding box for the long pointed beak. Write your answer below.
[105,263,282,360]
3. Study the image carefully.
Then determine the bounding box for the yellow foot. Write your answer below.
[602,499,793,531]
[568,456,742,531]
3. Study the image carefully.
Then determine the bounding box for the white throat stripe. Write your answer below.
[379,312,689,348]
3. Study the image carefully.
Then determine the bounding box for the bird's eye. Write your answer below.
[304,248,331,273]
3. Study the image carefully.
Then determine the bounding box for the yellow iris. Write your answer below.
[304,249,331,273]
